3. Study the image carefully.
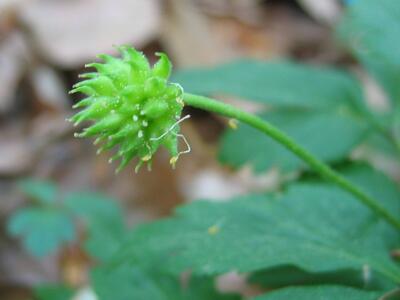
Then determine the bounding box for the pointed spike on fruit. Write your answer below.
[79,72,98,79]
[85,62,97,68]
[115,45,130,58]
[112,123,140,140]
[124,48,150,71]
[109,152,121,164]
[97,53,118,64]
[141,154,152,162]
[118,143,135,155]
[94,137,104,145]
[73,80,90,89]
[69,109,90,124]
[134,160,144,173]
[74,132,86,138]
[98,137,120,153]
[73,105,103,122]
[85,62,107,73]
[153,52,172,79]
[118,45,135,61]
[98,145,107,153]
[69,86,96,96]
[72,97,94,109]
[76,76,116,96]
[80,123,104,137]
[115,149,136,173]
[92,115,123,133]
[147,160,152,171]
[163,134,179,158]
[125,47,143,60]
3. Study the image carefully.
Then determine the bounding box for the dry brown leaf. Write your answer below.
[194,0,264,25]
[0,138,33,176]
[18,0,161,67]
[0,32,29,113]
[297,0,341,25]
[30,66,70,111]
[161,0,234,67]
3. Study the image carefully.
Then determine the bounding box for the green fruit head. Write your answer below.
[69,46,185,172]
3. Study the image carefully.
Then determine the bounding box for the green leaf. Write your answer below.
[92,266,239,300]
[64,191,122,222]
[64,191,127,261]
[174,60,364,110]
[92,266,173,300]
[18,179,57,204]
[183,277,240,300]
[338,0,400,104]
[250,164,400,290]
[340,164,400,216]
[219,109,367,172]
[364,132,400,157]
[7,208,75,257]
[253,286,382,300]
[116,171,400,283]
[34,284,75,300]
[84,216,127,262]
[250,265,394,291]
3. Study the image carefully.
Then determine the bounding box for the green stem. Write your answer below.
[184,93,400,230]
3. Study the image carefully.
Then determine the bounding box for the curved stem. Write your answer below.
[184,93,400,230]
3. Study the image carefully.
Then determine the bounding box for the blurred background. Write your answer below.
[0,0,392,299]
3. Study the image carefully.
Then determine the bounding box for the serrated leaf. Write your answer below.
[34,284,75,300]
[338,0,400,104]
[92,265,240,300]
[174,60,364,110]
[115,167,400,284]
[18,179,57,204]
[7,208,75,257]
[253,286,382,300]
[219,109,367,172]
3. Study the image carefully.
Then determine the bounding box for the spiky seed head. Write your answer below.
[69,46,184,172]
